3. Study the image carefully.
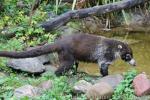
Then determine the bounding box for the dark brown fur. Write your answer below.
[0,33,135,76]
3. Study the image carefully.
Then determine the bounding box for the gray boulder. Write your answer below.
[45,65,57,73]
[6,47,59,73]
[7,58,45,73]
[14,85,41,98]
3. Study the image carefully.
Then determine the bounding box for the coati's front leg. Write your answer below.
[98,60,110,76]
[72,61,79,75]
[55,50,75,76]
[100,63,109,76]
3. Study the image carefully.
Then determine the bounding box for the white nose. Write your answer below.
[128,59,136,66]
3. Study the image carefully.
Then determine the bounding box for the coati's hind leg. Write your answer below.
[55,50,75,76]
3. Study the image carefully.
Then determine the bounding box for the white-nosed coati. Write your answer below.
[0,33,136,76]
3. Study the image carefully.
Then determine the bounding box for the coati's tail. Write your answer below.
[0,43,60,58]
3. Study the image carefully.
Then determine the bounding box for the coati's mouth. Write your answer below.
[128,59,136,66]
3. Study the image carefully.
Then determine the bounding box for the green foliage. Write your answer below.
[34,72,87,100]
[0,73,29,99]
[0,1,146,100]
[0,71,88,100]
[111,70,137,100]
[0,0,70,47]
[36,76,72,100]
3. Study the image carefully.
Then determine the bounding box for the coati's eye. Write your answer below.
[121,53,132,61]
[125,54,132,61]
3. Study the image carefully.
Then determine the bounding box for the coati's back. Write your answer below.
[0,33,101,58]
[56,33,105,62]
[0,33,132,62]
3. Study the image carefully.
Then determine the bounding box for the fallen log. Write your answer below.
[41,0,147,32]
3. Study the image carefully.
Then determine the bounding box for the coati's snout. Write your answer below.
[121,53,136,66]
[118,44,136,66]
[128,58,136,66]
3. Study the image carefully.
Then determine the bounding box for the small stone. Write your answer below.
[133,73,150,96]
[73,80,92,93]
[96,74,123,89]
[14,85,41,98]
[86,82,113,100]
[38,80,53,91]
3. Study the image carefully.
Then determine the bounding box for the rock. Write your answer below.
[38,80,53,91]
[5,43,59,74]
[14,85,41,98]
[7,58,45,73]
[96,74,123,89]
[36,55,51,65]
[45,65,57,73]
[86,82,113,100]
[73,80,92,93]
[133,73,150,96]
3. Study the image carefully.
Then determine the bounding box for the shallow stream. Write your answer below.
[79,30,150,76]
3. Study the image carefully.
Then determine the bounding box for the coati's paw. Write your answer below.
[100,70,108,77]
[102,73,108,77]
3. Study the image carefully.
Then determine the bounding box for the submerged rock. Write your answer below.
[14,85,41,98]
[73,80,92,93]
[7,58,46,73]
[133,73,150,96]
[86,82,113,100]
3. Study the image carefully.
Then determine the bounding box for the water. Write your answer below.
[78,31,150,76]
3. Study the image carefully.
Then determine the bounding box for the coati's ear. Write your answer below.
[118,45,122,49]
